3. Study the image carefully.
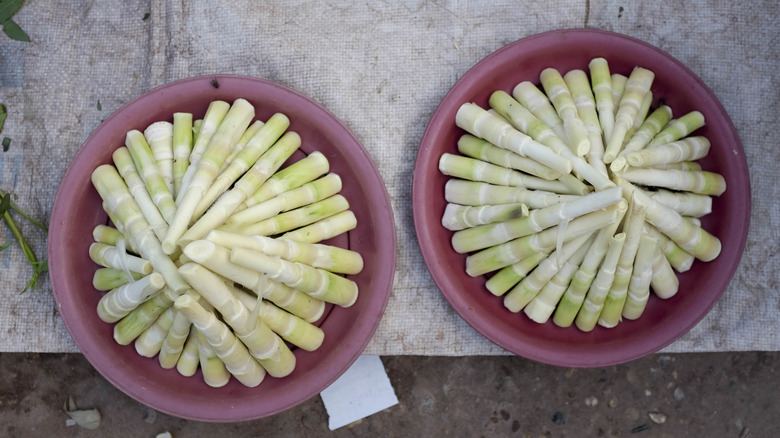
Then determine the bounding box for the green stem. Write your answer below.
[2,210,47,293]
[0,189,48,231]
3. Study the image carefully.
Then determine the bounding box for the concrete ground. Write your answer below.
[0,352,776,437]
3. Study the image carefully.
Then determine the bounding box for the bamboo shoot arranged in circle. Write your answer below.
[441,58,726,330]
[88,98,364,387]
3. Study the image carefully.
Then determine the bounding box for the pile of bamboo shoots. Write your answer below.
[89,99,363,387]
[440,58,724,331]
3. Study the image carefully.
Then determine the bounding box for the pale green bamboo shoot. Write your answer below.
[195,329,231,388]
[455,102,573,174]
[205,229,363,275]
[540,68,590,156]
[193,113,290,217]
[112,147,169,241]
[588,57,615,143]
[233,289,324,352]
[178,263,296,378]
[91,164,189,293]
[574,233,626,332]
[485,251,549,297]
[176,294,266,387]
[178,130,301,248]
[144,121,174,194]
[621,234,658,320]
[598,195,647,328]
[97,272,165,323]
[504,233,593,313]
[564,68,607,176]
[625,136,710,168]
[650,249,680,299]
[442,203,529,231]
[112,288,175,345]
[649,111,706,147]
[226,173,342,226]
[125,130,178,224]
[164,98,255,254]
[551,200,627,328]
[512,81,568,141]
[178,100,231,196]
[451,186,622,253]
[281,210,357,244]
[444,180,578,209]
[175,326,200,377]
[224,194,349,237]
[134,306,175,357]
[610,105,673,172]
[604,68,654,163]
[89,242,151,275]
[465,205,619,277]
[523,234,592,323]
[647,189,712,217]
[644,224,695,273]
[158,308,192,369]
[244,151,330,208]
[182,239,325,322]
[93,267,143,291]
[457,134,561,181]
[621,167,726,196]
[439,153,574,193]
[490,90,614,190]
[230,247,359,308]
[617,177,720,262]
[172,112,194,197]
[92,224,127,248]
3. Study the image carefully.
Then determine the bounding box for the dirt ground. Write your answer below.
[0,351,777,437]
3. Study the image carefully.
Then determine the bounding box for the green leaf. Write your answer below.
[97,99,102,111]
[0,103,6,133]
[0,186,48,293]
[2,137,10,151]
[0,188,47,231]
[142,12,150,21]
[21,259,47,293]
[2,19,30,42]
[0,193,11,216]
[21,271,37,293]
[0,240,12,251]
[0,0,24,24]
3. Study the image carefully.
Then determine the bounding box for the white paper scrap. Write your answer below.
[320,355,399,430]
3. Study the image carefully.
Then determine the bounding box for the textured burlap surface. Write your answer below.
[0,0,776,355]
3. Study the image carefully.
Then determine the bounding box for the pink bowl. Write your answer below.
[49,75,396,421]
[413,29,750,367]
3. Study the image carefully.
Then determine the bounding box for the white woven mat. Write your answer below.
[0,0,777,355]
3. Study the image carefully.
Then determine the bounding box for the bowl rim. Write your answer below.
[412,28,751,367]
[48,74,397,421]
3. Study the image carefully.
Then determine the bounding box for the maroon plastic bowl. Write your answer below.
[49,75,396,421]
[413,29,750,367]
